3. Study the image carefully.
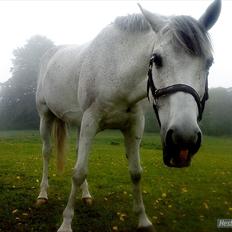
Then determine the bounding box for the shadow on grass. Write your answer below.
[0,190,139,232]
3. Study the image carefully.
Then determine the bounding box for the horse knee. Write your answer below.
[130,169,143,184]
[72,168,87,186]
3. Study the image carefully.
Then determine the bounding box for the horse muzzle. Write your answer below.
[163,127,202,168]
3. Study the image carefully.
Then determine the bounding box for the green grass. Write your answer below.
[0,130,232,232]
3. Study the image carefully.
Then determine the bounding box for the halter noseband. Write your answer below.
[147,54,209,127]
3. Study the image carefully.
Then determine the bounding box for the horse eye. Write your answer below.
[206,58,214,70]
[153,53,163,69]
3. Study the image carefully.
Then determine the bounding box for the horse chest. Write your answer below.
[100,107,133,129]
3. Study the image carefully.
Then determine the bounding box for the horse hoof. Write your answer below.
[57,228,72,232]
[137,225,156,232]
[35,198,48,206]
[57,230,72,232]
[57,229,72,232]
[57,224,72,232]
[82,197,93,206]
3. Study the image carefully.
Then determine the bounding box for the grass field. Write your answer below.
[0,130,232,232]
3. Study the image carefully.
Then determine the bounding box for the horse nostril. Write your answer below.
[166,127,202,149]
[170,127,200,147]
[166,129,174,146]
[191,132,202,154]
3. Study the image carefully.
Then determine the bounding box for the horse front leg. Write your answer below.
[36,116,53,205]
[122,113,156,232]
[58,111,99,232]
[76,128,93,206]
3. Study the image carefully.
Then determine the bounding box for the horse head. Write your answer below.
[139,0,221,168]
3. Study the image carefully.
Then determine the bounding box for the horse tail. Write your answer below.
[53,118,67,173]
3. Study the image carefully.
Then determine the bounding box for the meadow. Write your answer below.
[0,130,232,232]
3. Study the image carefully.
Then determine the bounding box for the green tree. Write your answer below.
[0,35,54,130]
[201,88,232,136]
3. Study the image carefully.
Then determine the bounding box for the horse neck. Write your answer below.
[85,27,156,107]
[118,30,156,104]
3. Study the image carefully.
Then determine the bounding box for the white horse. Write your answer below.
[36,1,221,231]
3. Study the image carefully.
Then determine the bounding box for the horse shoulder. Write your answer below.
[77,25,153,112]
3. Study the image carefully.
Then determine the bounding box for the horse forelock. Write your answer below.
[168,16,212,57]
[114,13,212,58]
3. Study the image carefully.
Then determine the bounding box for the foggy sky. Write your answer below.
[0,1,231,88]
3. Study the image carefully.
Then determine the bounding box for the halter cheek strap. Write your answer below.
[147,54,209,127]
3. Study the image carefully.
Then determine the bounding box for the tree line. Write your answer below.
[0,35,231,136]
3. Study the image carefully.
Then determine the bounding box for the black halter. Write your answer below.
[147,54,209,127]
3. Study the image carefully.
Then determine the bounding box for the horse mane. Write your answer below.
[114,13,212,57]
[169,16,212,57]
[114,14,151,32]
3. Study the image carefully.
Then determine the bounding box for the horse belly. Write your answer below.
[45,78,82,126]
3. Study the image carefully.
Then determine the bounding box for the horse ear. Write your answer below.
[138,3,167,33]
[199,0,221,31]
